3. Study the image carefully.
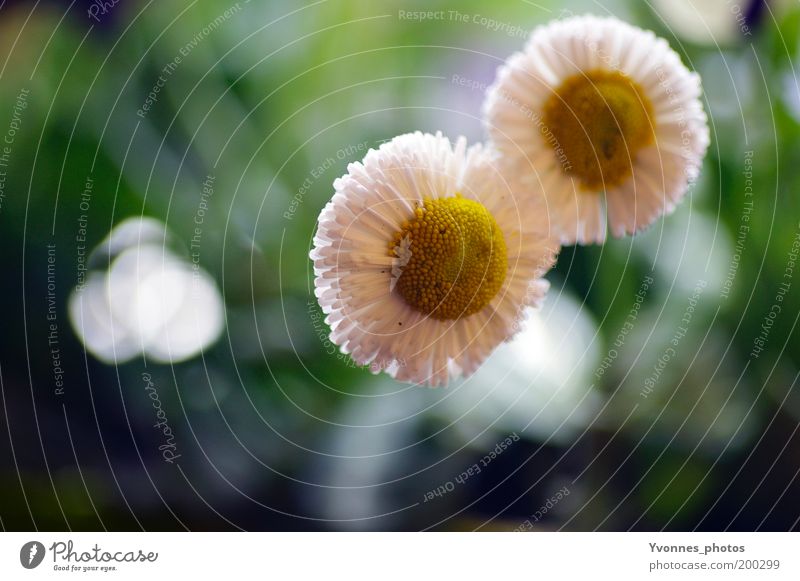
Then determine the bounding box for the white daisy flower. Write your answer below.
[310,131,557,387]
[483,14,710,244]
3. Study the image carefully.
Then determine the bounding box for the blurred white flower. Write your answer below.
[69,218,224,364]
[312,383,429,531]
[634,200,732,297]
[95,215,169,259]
[782,71,800,124]
[435,287,603,445]
[651,0,753,45]
[605,308,756,455]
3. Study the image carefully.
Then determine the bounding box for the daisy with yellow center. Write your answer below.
[483,14,710,244]
[311,131,557,386]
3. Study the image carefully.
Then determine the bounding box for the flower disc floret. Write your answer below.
[391,195,508,320]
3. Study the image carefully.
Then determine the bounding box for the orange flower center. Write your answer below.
[389,195,508,320]
[542,70,655,191]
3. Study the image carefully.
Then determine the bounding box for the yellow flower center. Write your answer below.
[542,70,654,191]
[389,195,508,321]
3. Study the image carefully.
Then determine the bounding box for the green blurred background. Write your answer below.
[1,0,799,531]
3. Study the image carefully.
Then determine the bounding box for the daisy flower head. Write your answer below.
[483,14,710,245]
[310,131,558,387]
